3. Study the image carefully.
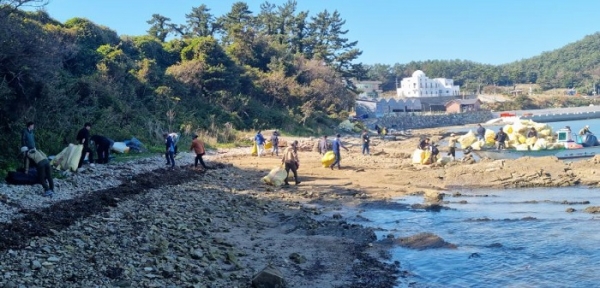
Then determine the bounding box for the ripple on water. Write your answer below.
[355,187,600,287]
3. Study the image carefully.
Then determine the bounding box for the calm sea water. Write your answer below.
[351,187,600,288]
[352,117,600,286]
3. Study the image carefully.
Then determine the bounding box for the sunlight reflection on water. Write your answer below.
[354,187,600,287]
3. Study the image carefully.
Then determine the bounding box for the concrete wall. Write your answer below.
[374,111,493,130]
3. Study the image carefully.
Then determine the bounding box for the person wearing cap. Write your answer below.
[579,125,592,136]
[20,147,54,197]
[270,131,280,156]
[190,134,207,170]
[330,134,349,170]
[281,141,300,185]
[21,121,36,150]
[447,133,458,160]
[76,123,94,168]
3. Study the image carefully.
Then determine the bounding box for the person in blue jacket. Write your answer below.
[255,131,266,157]
[330,134,349,170]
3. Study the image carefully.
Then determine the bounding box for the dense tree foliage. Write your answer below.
[0,1,362,172]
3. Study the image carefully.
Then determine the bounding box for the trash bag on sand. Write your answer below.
[421,150,432,164]
[321,151,336,167]
[437,156,453,165]
[251,141,258,156]
[261,166,288,187]
[533,138,548,150]
[525,136,537,146]
[458,130,477,149]
[470,140,483,151]
[51,144,83,172]
[412,149,425,164]
[484,129,496,145]
[264,141,273,149]
[111,142,130,153]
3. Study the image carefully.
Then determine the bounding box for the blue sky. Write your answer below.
[36,0,600,65]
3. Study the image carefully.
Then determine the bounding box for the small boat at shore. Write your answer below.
[473,146,600,160]
[473,129,600,160]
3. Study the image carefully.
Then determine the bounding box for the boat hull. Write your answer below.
[473,147,600,160]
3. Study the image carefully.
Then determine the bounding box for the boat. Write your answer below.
[473,128,600,160]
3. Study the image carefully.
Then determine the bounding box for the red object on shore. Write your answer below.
[500,112,516,117]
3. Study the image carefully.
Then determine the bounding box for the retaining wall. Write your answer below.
[375,111,494,130]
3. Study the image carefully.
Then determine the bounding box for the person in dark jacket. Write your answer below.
[21,146,54,197]
[361,130,370,155]
[476,124,486,141]
[494,128,508,150]
[77,123,93,168]
[91,135,113,164]
[164,133,175,169]
[330,134,349,170]
[270,131,280,156]
[21,121,36,150]
[418,138,430,150]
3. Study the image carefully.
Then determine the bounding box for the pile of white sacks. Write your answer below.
[458,120,564,151]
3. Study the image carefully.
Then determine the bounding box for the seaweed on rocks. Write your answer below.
[0,168,199,251]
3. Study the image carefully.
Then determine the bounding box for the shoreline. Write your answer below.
[1,126,600,287]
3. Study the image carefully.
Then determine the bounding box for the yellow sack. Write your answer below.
[538,129,551,137]
[458,130,477,149]
[517,134,526,144]
[484,129,496,145]
[515,144,529,151]
[261,166,288,187]
[51,144,83,172]
[412,149,425,164]
[251,141,258,156]
[471,140,483,151]
[503,124,513,134]
[265,141,273,149]
[421,150,432,164]
[321,151,336,167]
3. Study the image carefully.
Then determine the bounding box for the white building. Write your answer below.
[396,70,460,97]
[355,80,382,99]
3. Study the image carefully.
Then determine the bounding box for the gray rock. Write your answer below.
[30,260,42,270]
[251,265,286,288]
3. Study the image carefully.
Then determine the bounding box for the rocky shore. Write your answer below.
[0,153,399,288]
[2,126,600,287]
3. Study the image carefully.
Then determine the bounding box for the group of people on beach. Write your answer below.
[162,132,209,172]
[17,120,210,198]
[18,122,115,197]
[253,129,362,186]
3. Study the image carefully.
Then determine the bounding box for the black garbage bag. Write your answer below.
[5,168,38,185]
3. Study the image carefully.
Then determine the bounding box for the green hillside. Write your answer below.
[0,0,363,172]
[366,33,600,95]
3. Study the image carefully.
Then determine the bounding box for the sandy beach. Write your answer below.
[1,126,599,287]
